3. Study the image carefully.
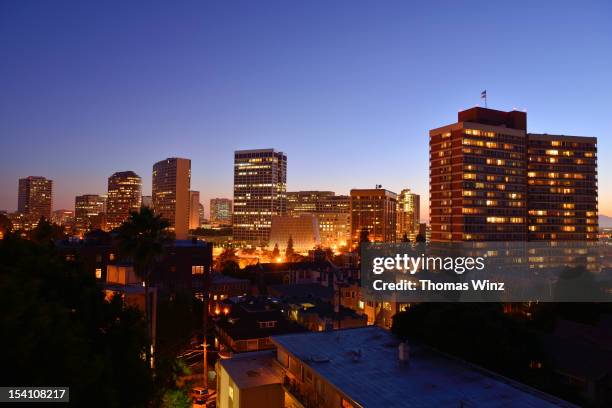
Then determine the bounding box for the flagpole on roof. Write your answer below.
[481,90,487,108]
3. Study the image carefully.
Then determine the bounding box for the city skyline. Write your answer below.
[1,1,612,217]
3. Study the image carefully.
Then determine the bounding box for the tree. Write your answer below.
[116,207,171,366]
[272,243,280,259]
[359,228,370,244]
[401,233,409,243]
[285,235,295,261]
[415,233,426,243]
[0,235,153,406]
[29,217,66,244]
[216,247,238,271]
[0,213,12,237]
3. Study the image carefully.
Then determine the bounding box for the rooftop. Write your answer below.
[218,351,282,389]
[272,327,574,408]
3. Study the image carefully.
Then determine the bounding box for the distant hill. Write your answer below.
[599,214,612,228]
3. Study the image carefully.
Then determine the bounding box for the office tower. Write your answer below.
[287,191,350,248]
[527,135,598,240]
[75,194,105,233]
[152,158,191,240]
[141,195,153,208]
[350,189,397,244]
[397,189,420,241]
[233,149,287,246]
[430,107,597,242]
[210,198,233,225]
[189,190,201,230]
[18,176,53,220]
[106,171,142,230]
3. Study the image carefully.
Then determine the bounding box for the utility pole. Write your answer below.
[202,272,210,389]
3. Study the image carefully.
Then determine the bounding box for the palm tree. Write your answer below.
[117,207,171,366]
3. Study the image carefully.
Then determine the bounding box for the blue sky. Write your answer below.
[1,0,611,218]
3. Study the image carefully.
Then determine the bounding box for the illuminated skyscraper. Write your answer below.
[527,135,598,240]
[210,198,232,225]
[350,189,397,244]
[152,158,191,240]
[396,189,420,241]
[106,171,142,230]
[429,107,597,242]
[233,149,287,246]
[75,194,105,233]
[189,190,201,230]
[18,176,53,220]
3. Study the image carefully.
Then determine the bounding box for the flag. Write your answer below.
[481,90,487,99]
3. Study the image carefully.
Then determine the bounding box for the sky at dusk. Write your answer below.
[1,0,611,219]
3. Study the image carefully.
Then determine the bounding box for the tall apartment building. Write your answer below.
[233,149,287,246]
[210,198,233,225]
[287,191,350,248]
[429,107,597,242]
[189,190,201,230]
[527,134,598,240]
[106,171,142,230]
[18,176,53,220]
[396,189,420,241]
[75,194,106,233]
[152,158,191,240]
[350,189,397,244]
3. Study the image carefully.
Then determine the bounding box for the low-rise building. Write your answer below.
[273,327,574,408]
[216,351,284,408]
[215,297,306,354]
[216,326,574,408]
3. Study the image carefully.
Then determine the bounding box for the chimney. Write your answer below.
[398,341,410,366]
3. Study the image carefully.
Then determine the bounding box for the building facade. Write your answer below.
[75,194,105,233]
[189,190,201,231]
[210,198,233,225]
[350,189,397,244]
[18,176,53,221]
[233,149,287,246]
[429,107,597,242]
[51,209,74,226]
[396,188,420,241]
[268,214,321,253]
[527,134,598,240]
[105,171,142,231]
[152,158,191,240]
[287,192,350,248]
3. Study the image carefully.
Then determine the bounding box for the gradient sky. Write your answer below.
[1,0,611,219]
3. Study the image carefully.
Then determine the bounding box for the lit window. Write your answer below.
[95,268,102,279]
[192,265,204,275]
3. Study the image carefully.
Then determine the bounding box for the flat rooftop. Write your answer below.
[218,351,282,389]
[272,327,574,408]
